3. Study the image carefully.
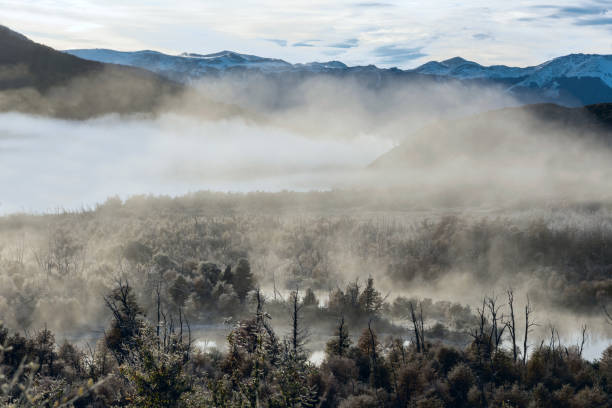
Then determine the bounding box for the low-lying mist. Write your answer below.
[0,112,391,214]
[1,74,612,213]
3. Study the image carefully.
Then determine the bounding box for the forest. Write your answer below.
[0,192,611,407]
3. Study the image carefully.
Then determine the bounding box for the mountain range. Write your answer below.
[66,48,612,106]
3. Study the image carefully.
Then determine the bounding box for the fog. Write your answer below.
[0,73,610,370]
[0,112,391,214]
[2,74,612,214]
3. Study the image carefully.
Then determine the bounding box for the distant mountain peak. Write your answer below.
[441,56,473,66]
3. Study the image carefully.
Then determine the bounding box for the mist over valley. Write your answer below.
[0,19,611,407]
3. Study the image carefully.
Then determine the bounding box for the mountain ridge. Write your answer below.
[66,47,612,85]
[65,47,612,106]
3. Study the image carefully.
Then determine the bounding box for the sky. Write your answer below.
[1,0,612,68]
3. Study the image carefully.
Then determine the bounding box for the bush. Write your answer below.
[447,363,476,406]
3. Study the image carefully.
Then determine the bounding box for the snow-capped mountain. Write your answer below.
[65,49,346,81]
[65,48,612,106]
[413,57,535,79]
[512,54,612,89]
[414,54,612,88]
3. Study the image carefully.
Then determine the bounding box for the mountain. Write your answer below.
[66,47,612,106]
[414,54,612,106]
[0,25,181,118]
[370,103,612,170]
[64,49,298,82]
[413,56,533,80]
[65,49,349,82]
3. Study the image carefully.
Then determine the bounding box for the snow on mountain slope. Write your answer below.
[412,54,612,88]
[178,51,293,70]
[65,49,344,79]
[511,54,612,89]
[413,57,535,79]
[67,48,612,86]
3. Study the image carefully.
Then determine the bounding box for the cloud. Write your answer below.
[556,6,609,16]
[473,33,493,40]
[265,38,287,47]
[329,38,359,48]
[354,2,394,7]
[293,41,316,47]
[373,44,426,64]
[3,0,612,69]
[574,16,612,24]
[543,3,611,24]
[523,3,612,32]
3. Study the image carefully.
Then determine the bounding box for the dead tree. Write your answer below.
[409,301,425,353]
[578,324,588,357]
[418,303,425,351]
[486,296,506,353]
[469,298,490,365]
[522,296,537,366]
[506,289,518,362]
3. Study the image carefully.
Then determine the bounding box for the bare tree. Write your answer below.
[469,298,490,365]
[486,296,506,353]
[409,301,425,353]
[578,324,588,357]
[103,278,143,364]
[505,289,518,362]
[522,296,537,366]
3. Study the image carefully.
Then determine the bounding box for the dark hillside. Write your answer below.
[0,25,181,117]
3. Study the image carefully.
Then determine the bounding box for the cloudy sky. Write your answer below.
[1,0,612,68]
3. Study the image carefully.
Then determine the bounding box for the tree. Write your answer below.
[198,262,221,285]
[357,321,390,391]
[288,288,308,360]
[326,315,351,357]
[233,258,254,302]
[122,334,191,408]
[104,279,145,365]
[123,241,152,265]
[303,287,318,308]
[409,301,425,353]
[169,275,191,308]
[486,295,505,353]
[359,277,383,317]
[523,296,537,366]
[221,264,233,285]
[506,289,518,362]
[31,327,56,376]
